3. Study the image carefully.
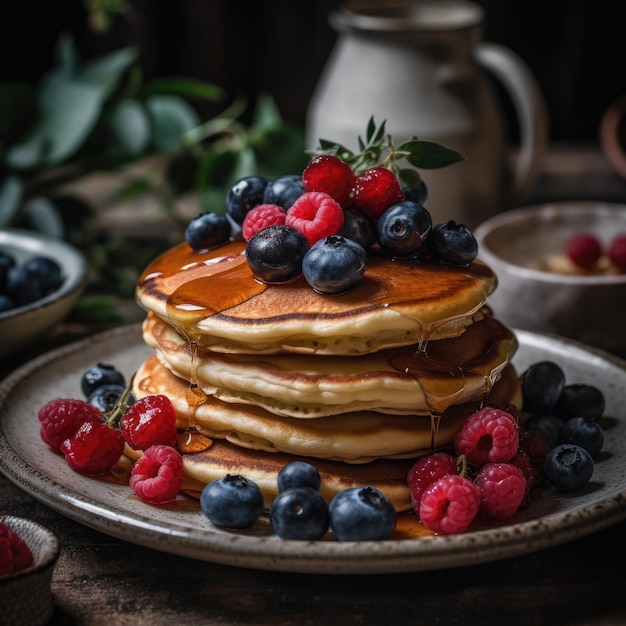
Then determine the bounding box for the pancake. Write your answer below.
[135,239,497,355]
[142,310,518,417]
[132,354,521,463]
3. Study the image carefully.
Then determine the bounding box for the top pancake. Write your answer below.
[136,240,497,355]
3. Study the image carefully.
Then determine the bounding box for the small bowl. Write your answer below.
[474,202,626,356]
[0,515,60,625]
[0,228,88,359]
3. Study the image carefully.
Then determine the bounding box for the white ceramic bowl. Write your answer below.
[0,515,60,625]
[474,202,626,356]
[0,229,88,359]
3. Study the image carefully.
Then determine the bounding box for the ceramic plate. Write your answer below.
[1,325,625,574]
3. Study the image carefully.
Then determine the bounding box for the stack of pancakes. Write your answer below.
[133,239,520,511]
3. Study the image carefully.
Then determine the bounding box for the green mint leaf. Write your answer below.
[397,140,465,169]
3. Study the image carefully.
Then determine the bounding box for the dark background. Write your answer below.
[2,0,625,143]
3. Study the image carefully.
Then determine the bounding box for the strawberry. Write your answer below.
[350,167,404,222]
[119,395,178,451]
[285,191,344,246]
[60,421,125,476]
[302,155,356,206]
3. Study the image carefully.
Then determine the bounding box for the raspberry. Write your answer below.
[38,398,102,451]
[608,233,626,271]
[119,395,178,451]
[285,191,344,246]
[302,155,356,206]
[518,427,550,480]
[565,232,603,269]
[407,452,457,513]
[475,462,527,520]
[419,474,481,535]
[0,523,34,575]
[509,448,537,502]
[60,421,125,476]
[129,445,184,505]
[350,167,404,222]
[241,204,286,241]
[454,406,519,466]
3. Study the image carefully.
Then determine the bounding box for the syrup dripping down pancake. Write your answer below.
[132,355,521,463]
[136,240,497,355]
[142,311,518,418]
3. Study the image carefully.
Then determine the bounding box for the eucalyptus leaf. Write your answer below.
[78,47,137,97]
[251,93,283,132]
[107,99,150,157]
[7,78,106,169]
[140,77,224,102]
[23,197,65,238]
[146,95,200,152]
[0,176,23,226]
[397,140,465,169]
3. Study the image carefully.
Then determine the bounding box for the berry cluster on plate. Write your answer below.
[36,357,606,539]
[408,359,605,534]
[184,118,474,294]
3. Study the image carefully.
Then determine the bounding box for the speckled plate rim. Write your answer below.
[0,324,625,575]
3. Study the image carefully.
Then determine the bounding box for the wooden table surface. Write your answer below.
[2,144,626,625]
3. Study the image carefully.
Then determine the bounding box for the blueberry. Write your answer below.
[263,174,305,210]
[338,208,377,250]
[200,474,264,528]
[269,486,329,540]
[428,220,478,266]
[4,265,46,306]
[556,384,605,420]
[87,383,129,412]
[81,363,126,398]
[402,180,428,206]
[523,414,565,449]
[520,361,566,415]
[329,486,396,541]
[185,212,231,250]
[302,235,367,294]
[277,462,321,493]
[559,416,604,458]
[226,175,269,224]
[23,256,62,293]
[377,201,432,258]
[0,294,16,313]
[0,251,17,290]
[544,444,594,492]
[245,225,309,283]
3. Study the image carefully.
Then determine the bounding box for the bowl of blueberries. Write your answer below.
[0,228,88,359]
[474,202,626,356]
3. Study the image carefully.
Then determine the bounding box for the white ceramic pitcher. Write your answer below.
[306,0,549,227]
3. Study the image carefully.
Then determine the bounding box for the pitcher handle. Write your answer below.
[475,42,550,199]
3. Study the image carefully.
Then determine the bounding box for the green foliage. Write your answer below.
[0,36,307,302]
